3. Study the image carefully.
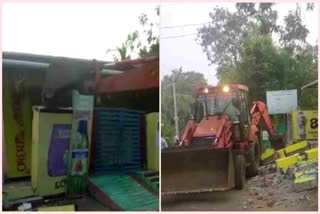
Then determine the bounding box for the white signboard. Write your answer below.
[267,90,297,114]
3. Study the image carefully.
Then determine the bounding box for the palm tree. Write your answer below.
[106,41,131,62]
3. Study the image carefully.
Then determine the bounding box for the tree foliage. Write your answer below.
[280,8,309,51]
[106,31,139,62]
[197,3,279,67]
[161,68,207,144]
[108,6,159,61]
[197,3,317,110]
[137,8,160,58]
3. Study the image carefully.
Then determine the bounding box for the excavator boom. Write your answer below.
[249,101,284,149]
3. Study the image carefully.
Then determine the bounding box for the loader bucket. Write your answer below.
[161,147,235,194]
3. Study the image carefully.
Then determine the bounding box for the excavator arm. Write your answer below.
[179,117,196,147]
[249,101,285,149]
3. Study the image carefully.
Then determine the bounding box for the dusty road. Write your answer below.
[161,172,318,211]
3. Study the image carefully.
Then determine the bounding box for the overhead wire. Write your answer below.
[161,33,197,39]
[161,22,211,29]
[161,21,210,39]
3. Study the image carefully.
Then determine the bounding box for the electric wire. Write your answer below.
[161,33,197,39]
[161,22,211,29]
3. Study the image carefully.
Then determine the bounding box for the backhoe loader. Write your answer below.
[162,84,284,194]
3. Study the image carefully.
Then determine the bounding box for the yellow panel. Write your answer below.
[32,106,93,196]
[261,148,274,161]
[31,110,39,192]
[38,204,75,211]
[32,107,72,196]
[3,73,32,178]
[292,110,318,141]
[275,154,302,172]
[295,168,317,179]
[146,112,159,171]
[305,148,318,160]
[294,176,315,184]
[285,141,307,154]
[277,149,286,159]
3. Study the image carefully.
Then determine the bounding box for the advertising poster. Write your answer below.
[66,91,94,196]
[292,110,318,141]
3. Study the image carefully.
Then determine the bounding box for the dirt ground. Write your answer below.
[161,172,318,211]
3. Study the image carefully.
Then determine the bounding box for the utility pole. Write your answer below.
[172,76,179,141]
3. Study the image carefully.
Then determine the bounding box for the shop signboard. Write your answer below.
[292,110,318,141]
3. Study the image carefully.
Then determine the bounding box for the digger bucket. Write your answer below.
[161,147,235,194]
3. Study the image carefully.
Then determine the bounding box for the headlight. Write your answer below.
[203,88,209,93]
[223,85,230,92]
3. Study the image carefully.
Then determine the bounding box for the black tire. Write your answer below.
[247,136,260,177]
[234,154,246,190]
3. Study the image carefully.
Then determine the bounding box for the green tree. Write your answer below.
[161,68,207,145]
[106,32,138,62]
[218,36,317,108]
[197,3,279,67]
[197,3,317,110]
[107,6,159,61]
[280,4,310,52]
[136,7,159,57]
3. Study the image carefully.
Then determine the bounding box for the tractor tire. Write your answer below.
[234,154,246,190]
[247,136,260,177]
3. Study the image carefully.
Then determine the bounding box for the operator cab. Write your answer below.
[193,84,250,142]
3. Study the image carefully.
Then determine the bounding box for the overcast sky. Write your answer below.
[2,3,159,61]
[160,3,318,85]
[2,3,318,85]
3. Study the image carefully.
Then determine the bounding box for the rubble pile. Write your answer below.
[259,142,318,192]
[246,159,318,209]
[257,164,277,175]
[289,160,318,192]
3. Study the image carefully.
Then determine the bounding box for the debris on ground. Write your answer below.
[247,198,253,206]
[242,201,247,209]
[294,176,317,192]
[249,140,318,210]
[3,196,43,210]
[259,142,318,194]
[17,203,32,211]
[266,199,276,207]
[260,141,317,168]
[246,150,318,210]
[258,164,277,176]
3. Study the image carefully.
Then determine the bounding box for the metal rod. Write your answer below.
[172,76,179,141]
[102,62,116,69]
[3,59,49,69]
[3,59,122,75]
[100,69,123,75]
